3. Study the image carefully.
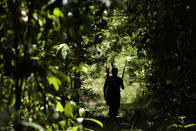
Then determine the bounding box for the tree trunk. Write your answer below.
[10,0,22,111]
[73,28,82,105]
[15,79,22,110]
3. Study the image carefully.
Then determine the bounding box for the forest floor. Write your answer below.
[80,75,152,131]
[80,68,168,131]
[82,101,154,131]
[80,85,169,131]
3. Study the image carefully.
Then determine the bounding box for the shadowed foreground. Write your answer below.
[83,103,158,131]
[83,102,196,131]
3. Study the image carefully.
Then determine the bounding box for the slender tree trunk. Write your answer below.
[9,0,22,111]
[15,79,22,110]
[73,28,82,104]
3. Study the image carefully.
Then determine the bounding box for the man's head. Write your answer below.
[112,68,118,76]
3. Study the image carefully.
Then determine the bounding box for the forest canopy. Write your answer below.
[1,0,196,130]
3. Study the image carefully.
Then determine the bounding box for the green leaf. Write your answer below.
[53,8,64,17]
[61,45,69,59]
[56,101,64,112]
[80,25,84,31]
[70,101,77,114]
[64,102,73,118]
[79,108,85,117]
[185,124,196,128]
[47,75,61,91]
[89,5,95,10]
[7,29,14,35]
[56,44,70,59]
[59,120,66,129]
[21,121,45,131]
[84,118,103,128]
[67,126,78,131]
[50,68,71,84]
[39,83,45,89]
[81,66,88,73]
[53,45,59,49]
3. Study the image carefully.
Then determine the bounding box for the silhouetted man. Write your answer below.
[104,68,124,118]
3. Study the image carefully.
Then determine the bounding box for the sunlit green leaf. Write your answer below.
[33,12,38,20]
[59,120,66,129]
[81,66,88,73]
[67,126,78,131]
[79,108,85,117]
[56,44,70,59]
[53,45,59,49]
[185,124,196,128]
[89,5,95,10]
[56,101,64,112]
[47,75,61,91]
[64,102,73,118]
[84,118,103,128]
[53,8,64,17]
[61,46,68,59]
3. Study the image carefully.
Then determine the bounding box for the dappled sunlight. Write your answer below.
[80,52,150,130]
[1,0,196,130]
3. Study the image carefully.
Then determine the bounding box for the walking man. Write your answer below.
[104,67,124,118]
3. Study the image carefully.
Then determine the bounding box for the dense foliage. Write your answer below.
[1,0,196,130]
[125,0,196,129]
[0,0,112,130]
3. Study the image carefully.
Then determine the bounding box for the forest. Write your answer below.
[0,0,196,130]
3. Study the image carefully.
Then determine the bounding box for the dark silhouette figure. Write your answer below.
[104,68,124,117]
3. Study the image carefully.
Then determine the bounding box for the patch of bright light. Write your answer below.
[68,12,73,17]
[62,0,68,5]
